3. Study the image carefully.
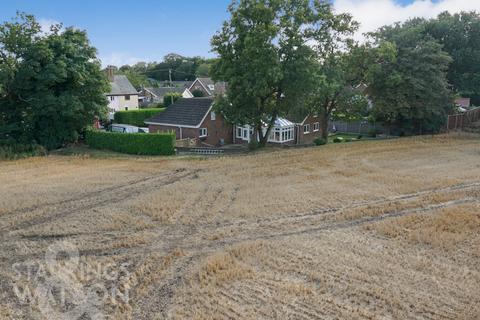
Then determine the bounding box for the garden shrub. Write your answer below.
[333,137,344,143]
[85,130,175,155]
[357,135,363,140]
[314,137,327,146]
[114,108,164,127]
[191,89,205,97]
[368,129,381,138]
[248,140,259,151]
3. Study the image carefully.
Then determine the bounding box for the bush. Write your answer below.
[85,130,175,155]
[357,135,363,140]
[191,89,205,97]
[164,93,183,107]
[333,137,344,143]
[314,137,327,146]
[368,129,380,138]
[114,108,164,127]
[0,143,47,160]
[248,140,259,151]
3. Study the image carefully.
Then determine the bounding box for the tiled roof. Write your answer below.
[146,87,185,97]
[160,81,193,88]
[107,75,138,95]
[145,98,214,127]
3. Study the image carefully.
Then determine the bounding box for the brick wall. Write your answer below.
[297,115,322,145]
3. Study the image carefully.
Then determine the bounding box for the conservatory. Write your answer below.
[235,117,296,144]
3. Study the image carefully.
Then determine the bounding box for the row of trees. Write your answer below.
[211,0,480,144]
[114,54,217,89]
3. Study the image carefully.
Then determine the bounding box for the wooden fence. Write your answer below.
[329,120,386,135]
[447,107,480,131]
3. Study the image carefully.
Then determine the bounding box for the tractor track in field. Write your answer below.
[0,168,200,235]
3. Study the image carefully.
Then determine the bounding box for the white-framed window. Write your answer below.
[303,124,310,134]
[313,122,320,132]
[199,128,208,138]
[208,84,215,91]
[268,126,294,143]
[211,111,216,121]
[125,95,131,101]
[236,127,243,138]
[109,96,115,101]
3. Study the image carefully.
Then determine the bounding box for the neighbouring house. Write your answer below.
[140,87,193,105]
[188,78,227,97]
[146,98,233,146]
[105,66,139,119]
[455,97,471,112]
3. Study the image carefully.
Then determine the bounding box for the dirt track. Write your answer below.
[0,134,479,319]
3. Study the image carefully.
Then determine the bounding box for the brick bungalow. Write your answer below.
[234,114,323,145]
[145,98,233,146]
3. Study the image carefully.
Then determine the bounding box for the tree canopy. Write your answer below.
[0,13,109,149]
[211,0,358,145]
[359,18,453,134]
[425,11,480,105]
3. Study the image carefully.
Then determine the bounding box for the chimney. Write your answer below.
[106,65,115,82]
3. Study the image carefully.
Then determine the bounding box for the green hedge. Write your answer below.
[85,130,175,155]
[113,108,164,127]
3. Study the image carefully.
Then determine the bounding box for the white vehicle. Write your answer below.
[110,124,149,134]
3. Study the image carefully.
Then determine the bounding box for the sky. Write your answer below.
[1,0,479,66]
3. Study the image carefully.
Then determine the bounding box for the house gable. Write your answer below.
[189,79,212,96]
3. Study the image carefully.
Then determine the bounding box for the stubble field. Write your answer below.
[0,133,479,319]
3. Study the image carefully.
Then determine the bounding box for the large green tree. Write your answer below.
[0,13,109,149]
[363,19,453,134]
[426,11,480,105]
[306,52,368,139]
[211,0,354,146]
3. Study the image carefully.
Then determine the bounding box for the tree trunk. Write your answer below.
[319,110,329,140]
[258,123,268,147]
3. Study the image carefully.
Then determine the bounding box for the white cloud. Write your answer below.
[334,0,480,41]
[99,52,147,68]
[38,18,62,34]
